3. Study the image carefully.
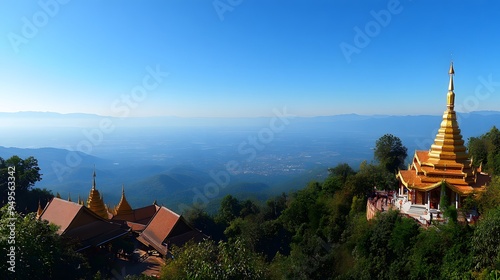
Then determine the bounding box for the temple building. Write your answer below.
[396,63,491,215]
[38,169,206,255]
[38,197,129,252]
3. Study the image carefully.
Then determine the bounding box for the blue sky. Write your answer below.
[1,0,499,117]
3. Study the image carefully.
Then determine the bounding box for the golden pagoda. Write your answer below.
[396,63,491,209]
[115,185,133,216]
[86,169,109,219]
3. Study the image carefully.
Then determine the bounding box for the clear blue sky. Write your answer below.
[1,0,499,117]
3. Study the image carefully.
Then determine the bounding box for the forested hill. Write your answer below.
[1,111,499,213]
[2,127,500,279]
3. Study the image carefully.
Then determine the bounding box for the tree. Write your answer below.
[184,207,225,241]
[468,136,488,168]
[215,195,242,225]
[0,205,90,279]
[161,239,270,280]
[472,206,500,271]
[350,210,419,279]
[348,161,398,193]
[477,176,500,215]
[374,134,408,174]
[0,156,41,193]
[328,163,356,184]
[0,156,43,212]
[468,126,500,175]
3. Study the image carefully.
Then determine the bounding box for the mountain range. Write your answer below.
[1,111,498,213]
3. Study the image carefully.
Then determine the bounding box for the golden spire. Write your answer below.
[77,195,84,206]
[427,63,470,169]
[86,169,109,219]
[92,166,96,190]
[447,62,455,110]
[36,200,43,218]
[115,184,133,216]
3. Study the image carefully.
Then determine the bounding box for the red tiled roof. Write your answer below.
[126,221,147,232]
[112,204,159,226]
[40,198,89,234]
[397,165,488,195]
[137,206,206,255]
[39,198,129,251]
[415,150,429,164]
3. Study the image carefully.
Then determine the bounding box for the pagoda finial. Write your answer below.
[115,184,133,216]
[447,62,455,109]
[92,166,96,190]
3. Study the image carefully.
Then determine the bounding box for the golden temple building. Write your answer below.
[396,63,491,211]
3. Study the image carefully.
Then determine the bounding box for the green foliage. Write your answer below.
[477,176,500,215]
[374,134,408,174]
[263,193,287,220]
[328,163,356,184]
[468,126,500,175]
[124,275,159,280]
[408,227,446,279]
[216,195,243,225]
[161,239,269,280]
[469,136,489,168]
[0,205,90,279]
[279,231,335,280]
[349,161,398,193]
[440,223,474,280]
[473,206,500,271]
[0,156,46,212]
[440,183,450,211]
[0,156,42,192]
[351,210,419,279]
[184,207,225,241]
[280,181,323,234]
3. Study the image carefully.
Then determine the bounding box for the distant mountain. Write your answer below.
[0,146,112,178]
[1,111,499,213]
[0,111,104,118]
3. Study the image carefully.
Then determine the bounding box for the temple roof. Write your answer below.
[112,204,160,227]
[39,198,129,251]
[137,206,206,255]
